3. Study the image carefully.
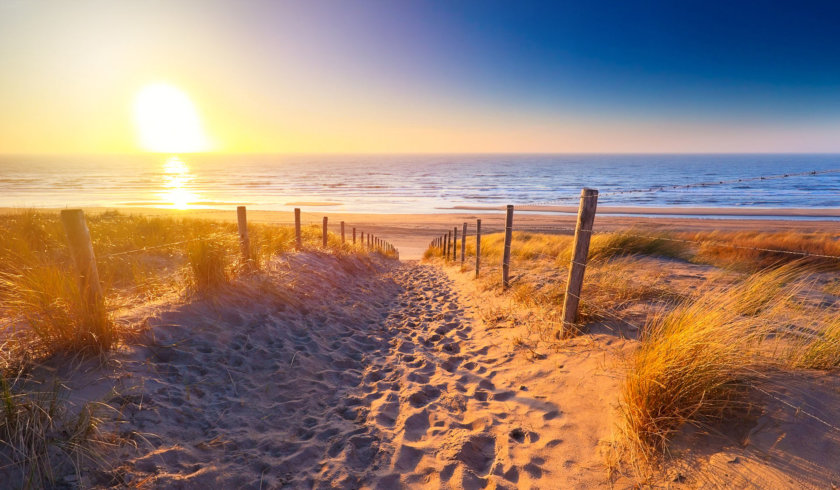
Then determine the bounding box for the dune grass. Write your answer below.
[618,267,801,461]
[682,231,840,271]
[0,210,385,372]
[787,312,840,370]
[427,230,687,313]
[425,228,839,469]
[427,229,840,272]
[0,375,106,489]
[0,209,394,485]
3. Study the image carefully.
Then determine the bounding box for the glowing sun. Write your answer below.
[134,83,210,153]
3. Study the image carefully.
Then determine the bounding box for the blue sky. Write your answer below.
[1,0,839,152]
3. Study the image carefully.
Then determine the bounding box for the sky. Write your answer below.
[1,0,839,154]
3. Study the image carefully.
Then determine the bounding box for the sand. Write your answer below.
[21,248,834,488]
[6,249,635,488]
[3,208,839,488]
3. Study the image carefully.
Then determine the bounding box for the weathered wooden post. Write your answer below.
[461,222,467,266]
[475,218,482,278]
[341,221,345,243]
[322,216,328,247]
[444,232,450,260]
[237,206,251,268]
[294,208,302,251]
[502,205,514,289]
[60,209,104,320]
[560,188,599,337]
[453,227,458,261]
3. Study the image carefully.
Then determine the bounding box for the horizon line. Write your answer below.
[2,151,840,157]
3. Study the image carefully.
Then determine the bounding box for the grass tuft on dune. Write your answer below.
[0,209,397,486]
[618,267,799,460]
[426,228,840,472]
[0,210,391,372]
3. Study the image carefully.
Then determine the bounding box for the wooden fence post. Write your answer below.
[322,216,328,247]
[60,209,104,317]
[445,232,450,260]
[461,222,467,266]
[294,208,302,251]
[502,205,514,289]
[453,227,458,261]
[341,221,345,243]
[237,206,251,268]
[475,218,482,278]
[560,188,599,337]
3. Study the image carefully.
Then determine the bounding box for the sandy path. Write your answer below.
[90,253,402,488]
[352,263,624,488]
[67,255,626,488]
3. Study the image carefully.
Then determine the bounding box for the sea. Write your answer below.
[0,154,838,218]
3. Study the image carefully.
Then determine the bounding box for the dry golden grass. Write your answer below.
[428,228,840,272]
[427,230,684,320]
[426,229,840,469]
[0,375,107,488]
[618,267,800,462]
[682,230,840,271]
[0,210,386,372]
[0,209,393,485]
[787,311,840,370]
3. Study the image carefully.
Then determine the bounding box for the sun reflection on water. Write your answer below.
[160,156,198,209]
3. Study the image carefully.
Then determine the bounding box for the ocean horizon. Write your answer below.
[2,153,838,217]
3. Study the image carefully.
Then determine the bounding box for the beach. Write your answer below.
[2,207,840,487]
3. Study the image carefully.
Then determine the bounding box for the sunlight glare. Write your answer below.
[134,83,210,153]
[161,156,198,209]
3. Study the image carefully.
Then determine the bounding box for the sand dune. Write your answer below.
[61,253,625,488]
[5,243,840,488]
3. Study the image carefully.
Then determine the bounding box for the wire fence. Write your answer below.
[1,207,400,322]
[427,168,840,436]
[427,167,840,323]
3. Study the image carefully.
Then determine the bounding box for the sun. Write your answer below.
[133,83,210,153]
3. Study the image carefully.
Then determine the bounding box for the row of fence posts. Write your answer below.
[58,206,400,322]
[428,188,599,337]
[291,208,398,257]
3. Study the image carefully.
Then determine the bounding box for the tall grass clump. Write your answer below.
[686,231,840,271]
[585,231,688,262]
[0,376,105,488]
[788,312,840,370]
[188,239,230,291]
[429,230,690,266]
[0,262,113,358]
[620,267,798,461]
